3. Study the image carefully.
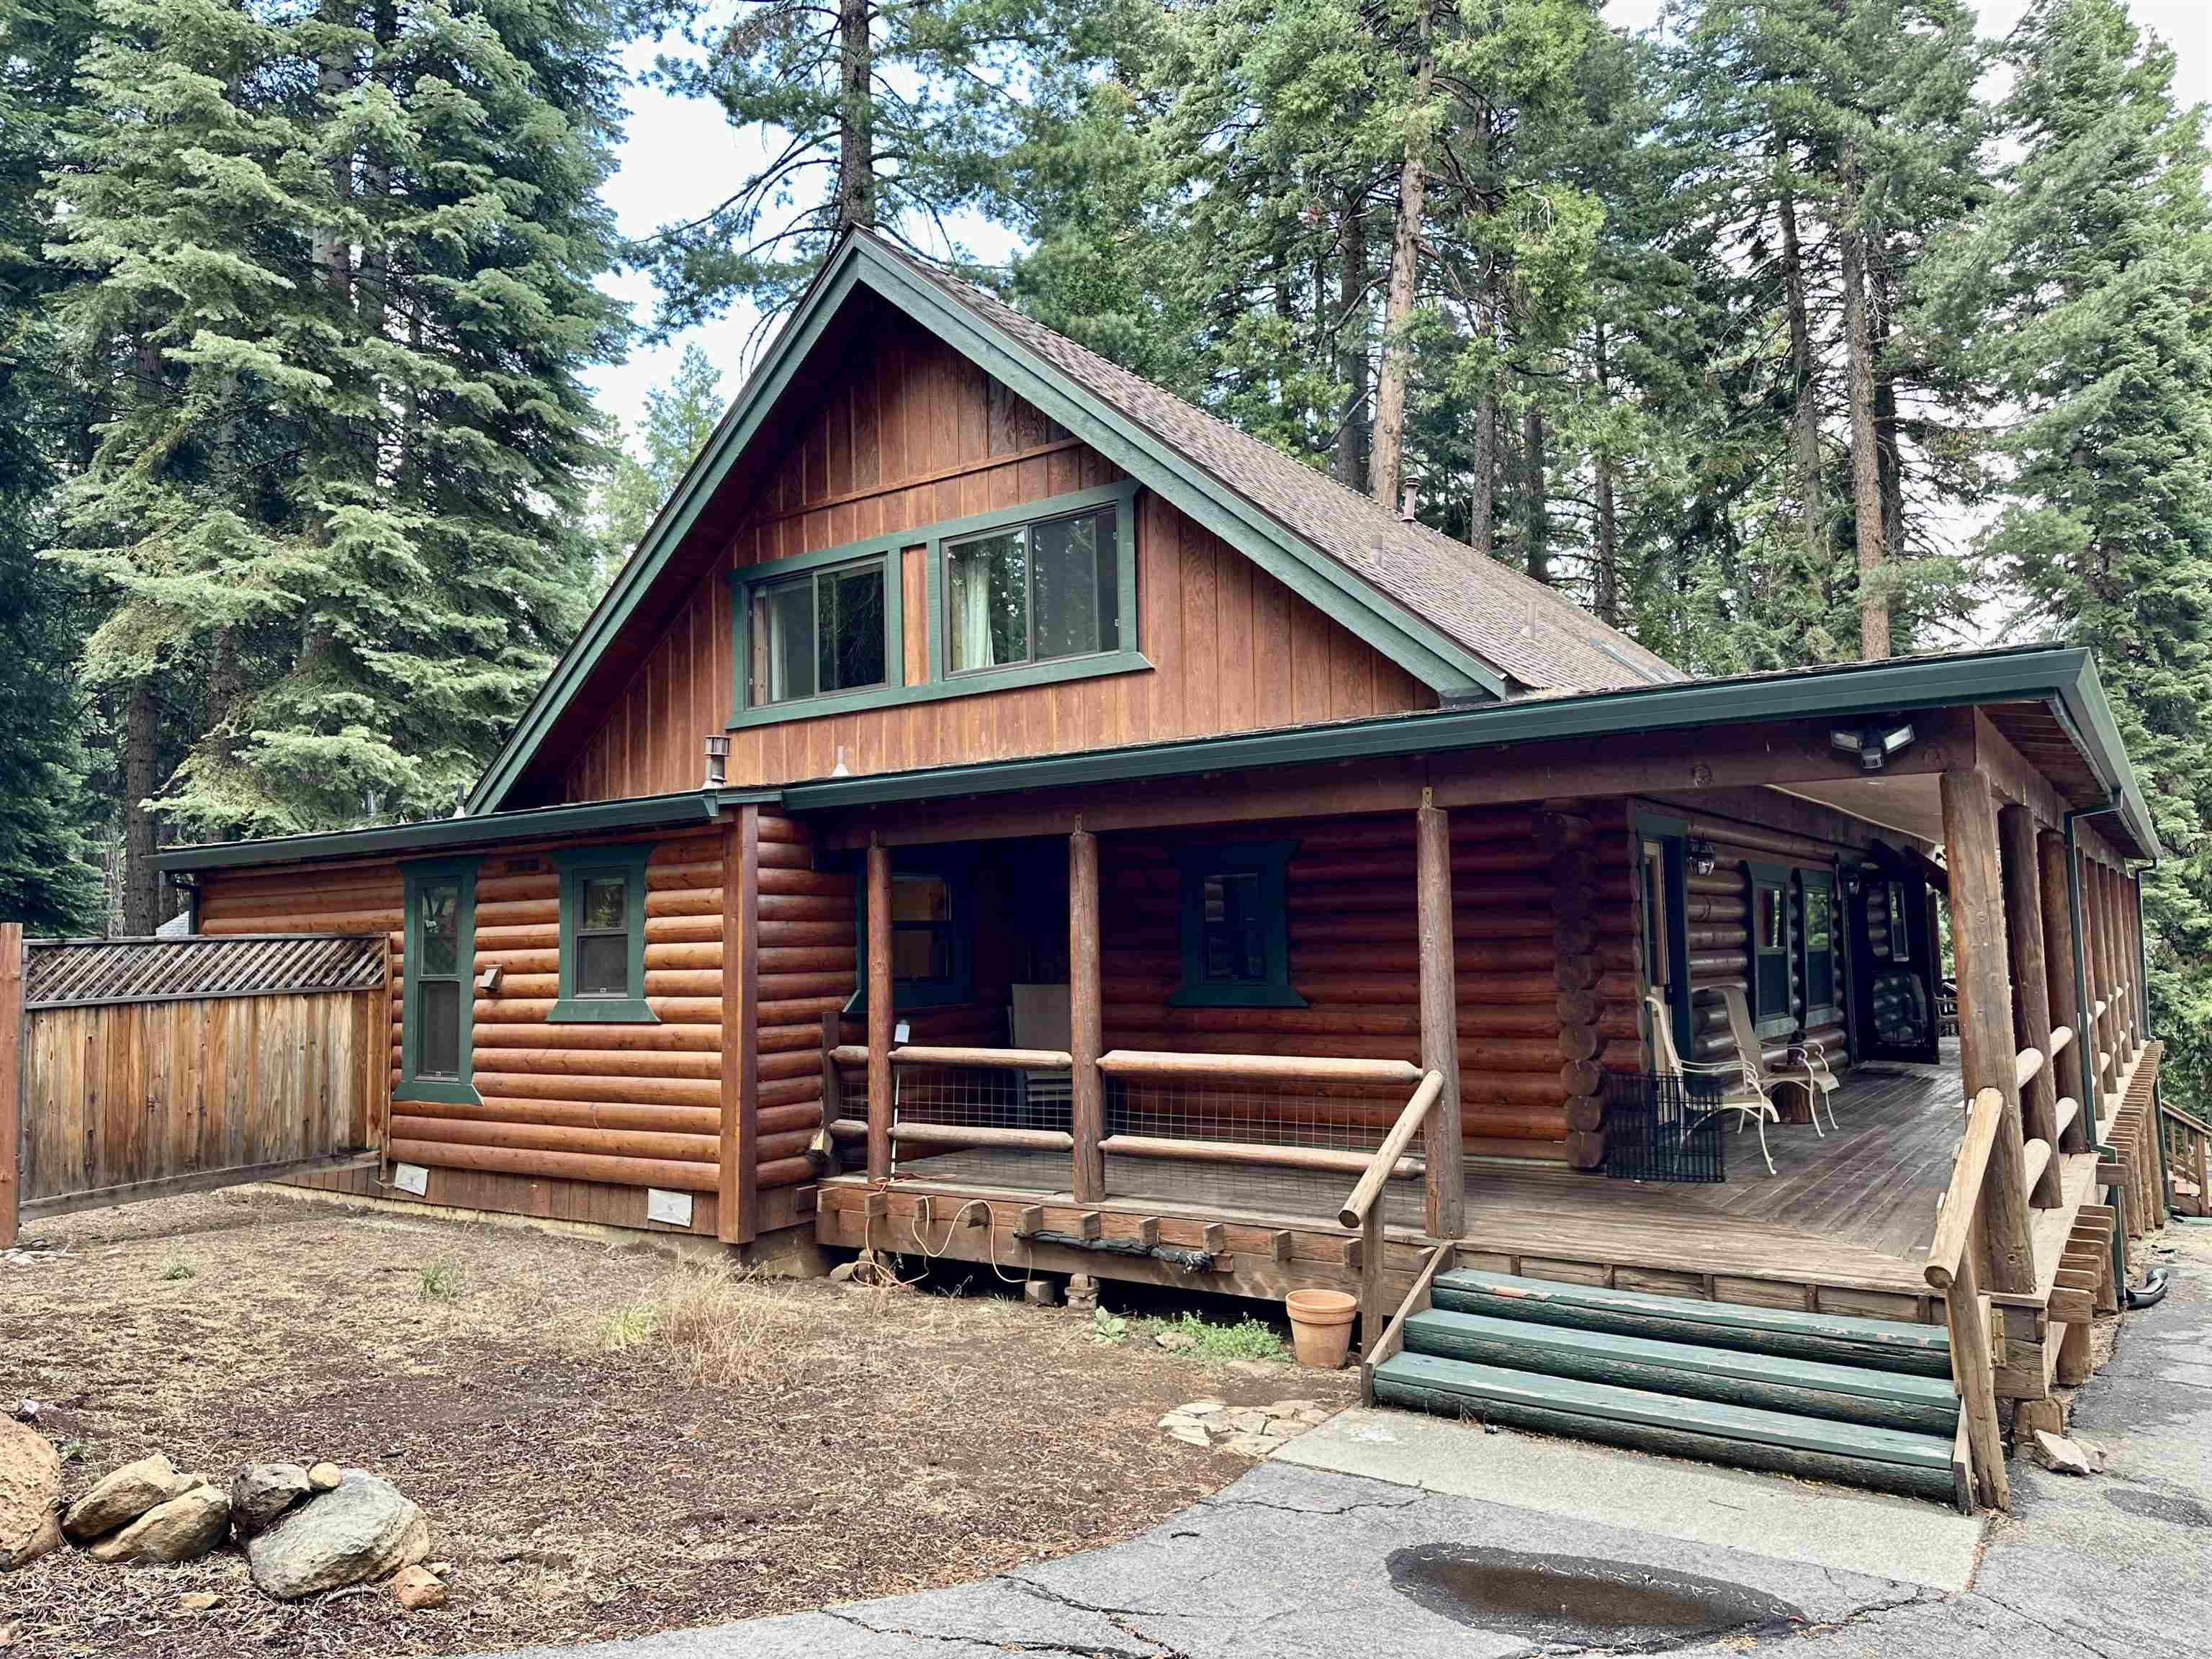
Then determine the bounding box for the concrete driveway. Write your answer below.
[496,1228,2212,1658]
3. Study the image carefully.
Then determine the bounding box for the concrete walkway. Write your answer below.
[500,1228,2212,1659]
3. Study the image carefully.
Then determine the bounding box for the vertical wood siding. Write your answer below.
[562,320,1432,801]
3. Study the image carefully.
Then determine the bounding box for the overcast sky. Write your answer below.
[583,1,2212,436]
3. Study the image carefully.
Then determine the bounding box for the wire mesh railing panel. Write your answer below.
[1601,1071,1727,1183]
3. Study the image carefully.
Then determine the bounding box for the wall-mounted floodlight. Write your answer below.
[1831,721,1916,772]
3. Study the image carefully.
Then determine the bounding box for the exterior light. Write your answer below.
[703,735,730,788]
[1831,721,1916,771]
[1688,838,1719,875]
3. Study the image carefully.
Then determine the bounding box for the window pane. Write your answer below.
[1033,508,1114,661]
[891,874,951,924]
[892,926,950,981]
[1202,871,1267,981]
[751,579,817,703]
[817,562,886,693]
[948,529,1028,670]
[1758,886,1783,952]
[418,981,461,1077]
[418,882,458,976]
[582,875,626,932]
[578,932,629,997]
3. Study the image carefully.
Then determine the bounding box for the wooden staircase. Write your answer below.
[1366,1268,1966,1507]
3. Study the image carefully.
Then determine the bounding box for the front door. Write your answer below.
[1637,819,1692,1061]
[1846,864,1939,1063]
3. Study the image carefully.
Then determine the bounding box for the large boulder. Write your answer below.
[84,1482,230,1566]
[0,1421,62,1571]
[62,1451,191,1544]
[230,1462,311,1539]
[246,1472,428,1601]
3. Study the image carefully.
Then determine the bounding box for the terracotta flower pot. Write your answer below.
[1284,1288,1359,1370]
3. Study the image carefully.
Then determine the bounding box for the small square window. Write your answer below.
[553,847,659,1024]
[848,860,974,1013]
[1172,842,1303,1009]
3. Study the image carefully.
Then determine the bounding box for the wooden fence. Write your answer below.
[0,925,388,1246]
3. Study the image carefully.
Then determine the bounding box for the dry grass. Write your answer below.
[583,1264,819,1393]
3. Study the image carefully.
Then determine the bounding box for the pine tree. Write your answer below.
[595,342,727,578]
[47,0,625,886]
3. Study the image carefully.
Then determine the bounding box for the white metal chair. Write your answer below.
[1717,985,1836,1136]
[1645,992,1781,1174]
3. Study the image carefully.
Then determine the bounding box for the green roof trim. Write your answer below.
[155,790,758,875]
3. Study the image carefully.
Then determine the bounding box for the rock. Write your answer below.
[246,1472,429,1600]
[392,1565,447,1611]
[1066,1274,1100,1313]
[176,1592,222,1612]
[1226,1409,1271,1434]
[306,1463,341,1493]
[0,1421,62,1572]
[2072,1436,2110,1473]
[2033,1431,2095,1476]
[828,1261,861,1282]
[86,1483,230,1565]
[230,1463,311,1539]
[63,1452,192,1544]
[1154,1328,1195,1352]
[1220,1433,1277,1458]
[1165,1424,1212,1447]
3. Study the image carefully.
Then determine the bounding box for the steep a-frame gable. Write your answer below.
[472,230,1678,813]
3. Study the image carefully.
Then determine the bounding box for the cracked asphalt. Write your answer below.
[493,1228,2212,1658]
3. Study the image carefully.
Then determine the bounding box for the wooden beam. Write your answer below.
[1069,827,1105,1205]
[0,923,19,1250]
[718,804,760,1243]
[866,837,893,1184]
[22,1150,383,1222]
[1940,768,2037,1295]
[1416,798,1465,1238]
[2036,828,2088,1150]
[1998,806,2063,1207]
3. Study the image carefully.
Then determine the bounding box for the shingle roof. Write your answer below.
[872,234,1683,695]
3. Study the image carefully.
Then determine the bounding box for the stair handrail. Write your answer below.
[1338,1069,1446,1344]
[1924,1085,2010,1512]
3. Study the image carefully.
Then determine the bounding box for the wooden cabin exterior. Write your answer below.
[156,229,2172,1510]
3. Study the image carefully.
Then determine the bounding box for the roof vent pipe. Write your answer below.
[1401,481,1418,522]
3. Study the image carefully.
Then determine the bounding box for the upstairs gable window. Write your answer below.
[747,555,889,707]
[945,503,1120,673]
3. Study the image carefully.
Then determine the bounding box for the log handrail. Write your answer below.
[829,1043,1073,1071]
[1927,1088,2005,1293]
[2161,1100,2212,1141]
[2048,1025,2074,1059]
[1097,1050,1422,1086]
[2015,1047,2044,1092]
[1339,1071,1445,1230]
[1925,1085,2011,1512]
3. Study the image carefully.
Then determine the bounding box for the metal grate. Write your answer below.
[1601,1071,1727,1184]
[24,933,387,1010]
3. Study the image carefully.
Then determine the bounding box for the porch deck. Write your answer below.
[829,1046,1969,1319]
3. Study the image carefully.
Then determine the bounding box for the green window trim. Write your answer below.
[1171,840,1305,1009]
[398,855,482,1107]
[844,849,977,1015]
[1799,868,1843,1030]
[927,480,1143,683]
[1745,860,1797,1038]
[552,842,660,1025]
[729,534,904,727]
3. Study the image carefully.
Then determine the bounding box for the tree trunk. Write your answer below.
[1779,169,1824,565]
[1335,192,1369,493]
[1838,148,1890,661]
[1469,381,1496,559]
[836,0,875,228]
[120,680,159,935]
[315,1,356,304]
[1370,1,1434,509]
[1591,320,1618,625]
[357,0,395,338]
[1874,266,1905,567]
[1522,399,1548,585]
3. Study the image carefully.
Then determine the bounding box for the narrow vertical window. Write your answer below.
[400,858,480,1104]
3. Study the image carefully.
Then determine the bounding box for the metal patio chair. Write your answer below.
[1716,985,1836,1138]
[1645,992,1781,1174]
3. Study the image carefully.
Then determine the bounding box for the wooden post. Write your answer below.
[718,805,760,1243]
[817,1010,843,1176]
[1998,806,2063,1208]
[1416,796,1465,1238]
[2037,828,2088,1151]
[1940,768,2038,1295]
[866,837,894,1185]
[2085,859,2116,1115]
[0,923,19,1251]
[1946,1243,2010,1512]
[1068,826,1105,1205]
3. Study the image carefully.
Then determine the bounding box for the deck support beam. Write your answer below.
[2037,828,2089,1152]
[1417,797,1465,1238]
[1998,806,2063,1208]
[866,837,894,1185]
[1940,767,2038,1295]
[1069,826,1106,1205]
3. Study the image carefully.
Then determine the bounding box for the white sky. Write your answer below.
[583,1,2212,437]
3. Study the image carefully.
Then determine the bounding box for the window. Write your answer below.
[945,503,1120,673]
[847,854,974,1012]
[1747,863,1794,1034]
[400,858,481,1105]
[1172,841,1303,1008]
[747,555,888,707]
[1801,871,1840,1022]
[553,844,658,1024]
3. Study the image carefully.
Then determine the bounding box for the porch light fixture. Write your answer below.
[1687,838,1719,876]
[702,735,730,788]
[1831,720,1917,772]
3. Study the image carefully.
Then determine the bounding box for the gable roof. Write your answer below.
[469,228,1681,814]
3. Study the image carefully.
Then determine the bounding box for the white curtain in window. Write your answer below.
[952,550,995,670]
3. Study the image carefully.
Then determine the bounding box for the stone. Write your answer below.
[177,1593,222,1612]
[1154,1328,1195,1352]
[1066,1274,1100,1313]
[1166,1425,1212,1447]
[1226,1409,1272,1434]
[86,1483,230,1566]
[392,1565,448,1611]
[1220,1433,1278,1459]
[1022,1278,1060,1308]
[2072,1437,2110,1473]
[61,1451,188,1545]
[306,1463,342,1493]
[1180,1399,1226,1415]
[230,1463,312,1539]
[2033,1431,2095,1476]
[0,1421,61,1572]
[246,1471,429,1600]
[828,1261,861,1282]
[1262,1398,1321,1418]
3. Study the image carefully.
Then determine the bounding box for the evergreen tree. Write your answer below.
[595,342,727,578]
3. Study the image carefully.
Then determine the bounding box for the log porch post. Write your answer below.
[0,922,19,1250]
[1416,794,1465,1238]
[2085,858,2116,1115]
[718,804,760,1242]
[1939,767,2038,1293]
[2036,827,2090,1152]
[1069,824,1105,1205]
[866,837,894,1184]
[1997,805,2063,1208]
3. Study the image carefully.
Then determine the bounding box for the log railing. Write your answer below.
[1337,1070,1448,1341]
[825,1042,1075,1163]
[1925,1085,2013,1512]
[2161,1099,2211,1220]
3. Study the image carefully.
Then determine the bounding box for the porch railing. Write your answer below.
[1337,1070,1447,1339]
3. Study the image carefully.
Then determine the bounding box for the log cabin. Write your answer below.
[157,228,2171,1509]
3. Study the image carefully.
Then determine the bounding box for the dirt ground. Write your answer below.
[1,1190,1355,1658]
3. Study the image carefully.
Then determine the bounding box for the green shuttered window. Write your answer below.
[399,856,482,1105]
[552,842,660,1024]
[1171,840,1304,1008]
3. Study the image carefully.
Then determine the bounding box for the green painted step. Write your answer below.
[1431,1271,1953,1378]
[1403,1308,1960,1437]
[1372,1352,1958,1505]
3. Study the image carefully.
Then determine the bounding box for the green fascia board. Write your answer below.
[780,646,2151,833]
[2047,651,2162,860]
[156,790,748,875]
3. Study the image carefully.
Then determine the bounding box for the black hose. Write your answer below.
[2127,1264,2172,1309]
